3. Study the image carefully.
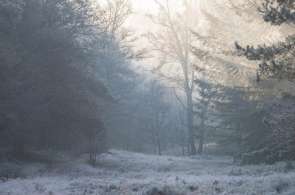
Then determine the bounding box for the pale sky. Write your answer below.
[127,0,201,33]
[126,0,160,34]
[131,0,199,14]
[131,0,159,13]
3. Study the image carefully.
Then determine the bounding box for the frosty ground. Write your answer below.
[0,150,295,195]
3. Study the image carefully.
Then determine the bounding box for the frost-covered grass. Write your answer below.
[0,150,295,195]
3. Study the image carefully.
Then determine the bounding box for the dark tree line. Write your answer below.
[232,0,295,164]
[0,0,124,162]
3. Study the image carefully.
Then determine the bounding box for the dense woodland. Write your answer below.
[0,0,294,168]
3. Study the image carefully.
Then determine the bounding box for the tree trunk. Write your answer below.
[186,90,196,155]
[157,138,162,156]
[198,112,206,154]
[198,128,205,154]
[155,131,162,156]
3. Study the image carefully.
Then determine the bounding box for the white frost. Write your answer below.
[1,150,295,195]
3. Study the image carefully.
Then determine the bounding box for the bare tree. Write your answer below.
[147,0,198,155]
[147,80,170,155]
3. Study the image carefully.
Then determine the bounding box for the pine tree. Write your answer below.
[236,0,295,80]
[233,0,295,164]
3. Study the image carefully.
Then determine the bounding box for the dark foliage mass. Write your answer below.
[260,0,295,25]
[242,95,295,164]
[235,36,295,80]
[0,0,115,161]
[208,85,295,164]
[233,0,295,164]
[236,0,295,80]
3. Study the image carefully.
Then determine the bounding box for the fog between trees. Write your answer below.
[0,0,295,166]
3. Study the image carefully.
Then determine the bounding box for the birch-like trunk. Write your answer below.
[184,70,196,155]
[186,91,197,155]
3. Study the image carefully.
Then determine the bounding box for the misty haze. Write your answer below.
[0,0,295,194]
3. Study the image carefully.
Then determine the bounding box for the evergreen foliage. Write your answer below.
[236,0,295,80]
[233,0,295,164]
[0,0,119,160]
